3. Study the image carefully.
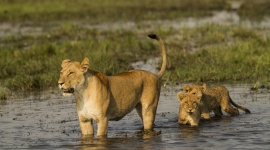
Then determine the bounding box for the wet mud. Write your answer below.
[1,11,270,38]
[0,84,269,149]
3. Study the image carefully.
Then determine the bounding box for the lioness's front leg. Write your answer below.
[97,117,108,136]
[79,117,94,135]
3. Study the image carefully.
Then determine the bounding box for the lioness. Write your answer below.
[58,34,166,136]
[183,83,251,116]
[177,91,203,126]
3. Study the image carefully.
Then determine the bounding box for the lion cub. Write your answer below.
[183,83,251,116]
[177,91,203,126]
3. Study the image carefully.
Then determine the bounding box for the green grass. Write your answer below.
[1,0,270,99]
[1,24,270,92]
[0,28,158,91]
[0,0,229,23]
[1,0,269,23]
[168,37,270,82]
[237,0,270,20]
[163,24,270,83]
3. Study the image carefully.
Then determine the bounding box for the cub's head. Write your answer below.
[177,91,202,115]
[58,57,89,95]
[183,83,206,94]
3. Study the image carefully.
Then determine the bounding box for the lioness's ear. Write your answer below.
[61,59,71,68]
[81,57,89,73]
[183,85,191,93]
[177,92,185,102]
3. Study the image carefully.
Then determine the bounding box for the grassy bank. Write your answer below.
[0,0,228,23]
[1,24,270,91]
[1,0,270,99]
[1,0,270,24]
[165,25,270,83]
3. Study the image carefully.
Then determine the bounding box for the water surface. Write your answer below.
[0,84,269,149]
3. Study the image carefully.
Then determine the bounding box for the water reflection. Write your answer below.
[78,132,163,150]
[179,126,200,138]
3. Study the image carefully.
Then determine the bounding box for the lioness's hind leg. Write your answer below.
[135,103,143,121]
[141,96,159,130]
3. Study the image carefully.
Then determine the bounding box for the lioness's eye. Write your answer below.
[69,72,74,76]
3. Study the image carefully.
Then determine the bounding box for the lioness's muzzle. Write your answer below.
[64,88,74,93]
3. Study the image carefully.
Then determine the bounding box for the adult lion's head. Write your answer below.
[58,57,89,95]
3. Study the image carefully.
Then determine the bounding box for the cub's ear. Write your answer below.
[201,83,207,91]
[81,57,89,73]
[61,59,71,68]
[183,84,191,93]
[196,91,203,101]
[177,92,185,102]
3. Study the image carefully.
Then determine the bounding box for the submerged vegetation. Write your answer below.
[0,0,270,99]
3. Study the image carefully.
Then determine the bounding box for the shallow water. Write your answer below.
[0,83,269,149]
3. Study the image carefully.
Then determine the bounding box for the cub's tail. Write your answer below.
[148,34,167,78]
[229,97,251,114]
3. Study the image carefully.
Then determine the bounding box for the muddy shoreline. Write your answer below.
[1,11,270,38]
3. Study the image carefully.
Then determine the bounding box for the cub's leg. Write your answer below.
[189,118,199,127]
[178,118,188,125]
[201,103,211,119]
[96,117,108,136]
[201,112,211,119]
[188,114,200,126]
[178,108,188,124]
[213,106,223,117]
[221,96,239,116]
[79,117,94,135]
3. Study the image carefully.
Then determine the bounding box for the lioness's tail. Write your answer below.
[229,97,251,114]
[148,34,166,78]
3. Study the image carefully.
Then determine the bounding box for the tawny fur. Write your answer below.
[58,34,166,136]
[177,92,203,126]
[183,83,251,116]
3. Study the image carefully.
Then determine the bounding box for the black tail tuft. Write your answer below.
[148,34,160,40]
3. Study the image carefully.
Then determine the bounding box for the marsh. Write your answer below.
[1,0,270,149]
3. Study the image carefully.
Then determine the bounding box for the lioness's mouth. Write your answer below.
[63,88,74,93]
